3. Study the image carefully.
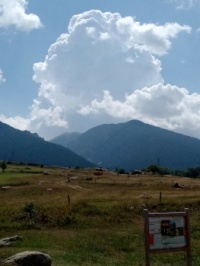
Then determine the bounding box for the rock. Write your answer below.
[1,186,11,190]
[3,251,51,266]
[43,171,50,175]
[0,236,22,247]
[173,182,184,189]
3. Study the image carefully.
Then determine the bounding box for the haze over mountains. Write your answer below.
[0,121,93,168]
[51,120,200,171]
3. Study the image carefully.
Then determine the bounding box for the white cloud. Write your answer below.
[29,10,192,138]
[116,18,191,56]
[79,84,200,138]
[0,100,68,139]
[0,0,42,31]
[0,69,5,83]
[30,99,68,129]
[0,114,30,130]
[1,10,196,139]
[170,0,200,9]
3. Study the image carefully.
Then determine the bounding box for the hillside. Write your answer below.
[0,121,94,168]
[51,132,80,147]
[51,120,200,170]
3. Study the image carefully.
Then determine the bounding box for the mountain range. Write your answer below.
[1,119,200,171]
[51,120,200,170]
[0,121,93,168]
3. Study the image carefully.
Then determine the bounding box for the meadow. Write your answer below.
[0,164,200,265]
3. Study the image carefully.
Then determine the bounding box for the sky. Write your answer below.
[1,0,200,140]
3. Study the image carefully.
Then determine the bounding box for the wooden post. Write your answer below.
[68,195,70,206]
[159,192,162,204]
[144,209,150,266]
[185,208,192,266]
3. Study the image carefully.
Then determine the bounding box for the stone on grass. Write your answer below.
[1,186,11,190]
[3,251,51,266]
[0,236,22,247]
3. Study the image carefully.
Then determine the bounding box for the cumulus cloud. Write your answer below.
[0,114,30,130]
[0,69,5,83]
[1,10,196,140]
[0,0,42,31]
[28,10,193,139]
[79,84,200,138]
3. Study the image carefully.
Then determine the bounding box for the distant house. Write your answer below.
[93,168,103,176]
[132,170,142,175]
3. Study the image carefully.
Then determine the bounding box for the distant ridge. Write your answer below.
[51,132,80,147]
[0,121,94,168]
[51,120,200,170]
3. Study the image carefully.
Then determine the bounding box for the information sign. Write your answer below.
[149,215,186,250]
[144,208,191,266]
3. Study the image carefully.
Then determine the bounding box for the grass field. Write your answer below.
[0,164,200,265]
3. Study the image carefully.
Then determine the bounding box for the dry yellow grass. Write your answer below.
[1,165,200,265]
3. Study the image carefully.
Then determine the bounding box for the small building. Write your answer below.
[93,168,103,176]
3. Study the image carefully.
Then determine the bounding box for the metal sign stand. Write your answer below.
[144,208,192,266]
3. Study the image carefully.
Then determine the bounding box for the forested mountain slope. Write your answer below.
[51,120,200,170]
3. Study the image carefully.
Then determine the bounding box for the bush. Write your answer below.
[24,202,36,219]
[145,164,170,175]
[0,161,7,172]
[115,168,126,174]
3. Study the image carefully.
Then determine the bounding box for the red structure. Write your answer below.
[93,168,103,176]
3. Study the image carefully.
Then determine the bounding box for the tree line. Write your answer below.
[1,160,200,178]
[115,164,200,178]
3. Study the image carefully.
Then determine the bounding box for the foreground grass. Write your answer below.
[0,165,200,265]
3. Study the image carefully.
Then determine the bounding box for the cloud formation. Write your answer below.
[0,0,42,31]
[28,10,192,139]
[0,114,29,130]
[170,0,200,9]
[79,84,200,138]
[0,69,5,83]
[2,10,199,140]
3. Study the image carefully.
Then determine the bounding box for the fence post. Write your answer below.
[144,209,150,266]
[185,208,192,266]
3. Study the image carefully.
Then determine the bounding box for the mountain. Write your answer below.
[51,132,80,147]
[0,121,94,168]
[51,120,200,170]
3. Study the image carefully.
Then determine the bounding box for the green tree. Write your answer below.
[145,164,170,175]
[185,167,200,178]
[0,161,7,172]
[145,164,161,174]
[115,167,126,174]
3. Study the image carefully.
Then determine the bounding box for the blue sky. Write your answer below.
[0,0,200,139]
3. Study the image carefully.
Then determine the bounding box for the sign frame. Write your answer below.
[144,208,191,266]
